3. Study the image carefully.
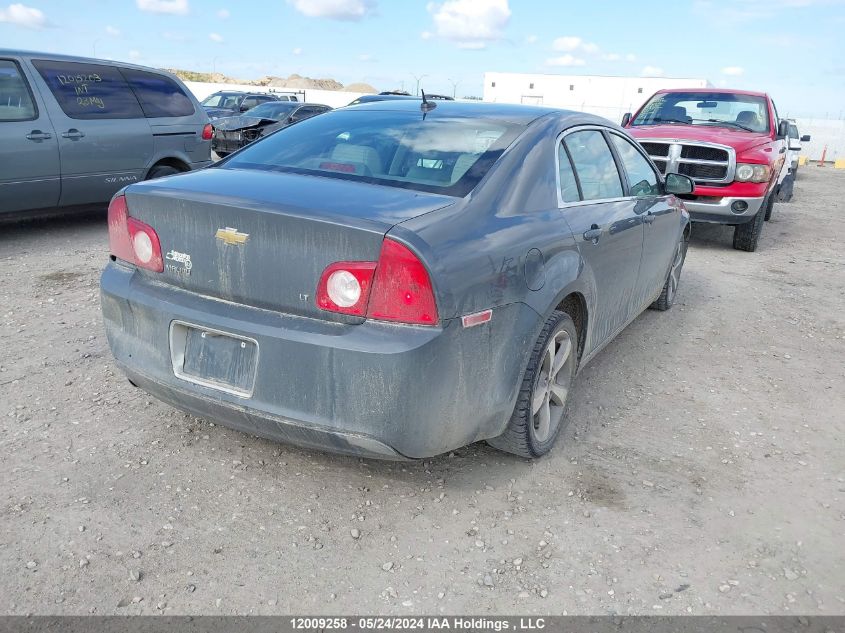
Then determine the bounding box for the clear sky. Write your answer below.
[1,0,843,117]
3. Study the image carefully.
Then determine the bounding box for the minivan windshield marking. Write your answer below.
[631,92,771,134]
[221,110,525,197]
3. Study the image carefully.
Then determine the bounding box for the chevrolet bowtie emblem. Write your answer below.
[215,227,249,245]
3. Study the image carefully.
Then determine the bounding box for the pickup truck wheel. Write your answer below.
[487,310,577,459]
[650,235,687,311]
[733,204,766,252]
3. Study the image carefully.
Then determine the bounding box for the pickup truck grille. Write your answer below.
[637,139,735,185]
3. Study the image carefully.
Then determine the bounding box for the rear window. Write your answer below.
[221,109,524,197]
[120,68,194,118]
[202,93,240,108]
[32,59,144,119]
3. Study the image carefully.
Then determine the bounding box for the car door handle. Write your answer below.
[583,225,602,244]
[26,130,52,141]
[642,211,655,224]
[61,129,85,139]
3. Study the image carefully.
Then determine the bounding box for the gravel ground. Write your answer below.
[1,167,843,616]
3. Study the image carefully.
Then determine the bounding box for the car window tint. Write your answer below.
[223,109,525,197]
[609,134,660,197]
[241,97,259,110]
[32,59,144,119]
[557,141,580,203]
[0,59,37,121]
[564,130,623,200]
[293,106,325,121]
[120,68,194,118]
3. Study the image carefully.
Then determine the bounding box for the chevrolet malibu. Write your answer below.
[101,101,693,460]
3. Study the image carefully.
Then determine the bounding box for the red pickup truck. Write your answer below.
[623,88,788,252]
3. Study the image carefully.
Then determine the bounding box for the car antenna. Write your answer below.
[420,89,436,117]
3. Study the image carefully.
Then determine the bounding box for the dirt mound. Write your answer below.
[343,82,377,93]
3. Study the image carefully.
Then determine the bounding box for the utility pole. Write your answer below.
[412,73,428,97]
[448,78,458,99]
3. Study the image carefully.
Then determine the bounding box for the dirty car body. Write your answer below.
[100,101,690,459]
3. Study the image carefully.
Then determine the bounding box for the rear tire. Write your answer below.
[487,311,578,459]
[733,203,766,252]
[146,164,182,180]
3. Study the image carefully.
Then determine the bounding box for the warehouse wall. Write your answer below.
[791,118,845,162]
[483,72,710,124]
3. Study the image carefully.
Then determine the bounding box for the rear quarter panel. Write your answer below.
[396,114,595,403]
[145,73,211,169]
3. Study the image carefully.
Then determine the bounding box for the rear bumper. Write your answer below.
[683,195,765,224]
[100,262,535,459]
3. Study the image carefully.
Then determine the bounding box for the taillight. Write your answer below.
[316,239,439,325]
[201,123,213,140]
[107,194,164,273]
[367,240,438,325]
[315,262,377,316]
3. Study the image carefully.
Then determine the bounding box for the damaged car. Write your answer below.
[200,90,280,121]
[212,102,332,156]
[101,100,692,460]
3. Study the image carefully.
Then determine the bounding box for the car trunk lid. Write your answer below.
[123,167,455,320]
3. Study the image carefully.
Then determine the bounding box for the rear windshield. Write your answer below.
[202,93,240,108]
[631,91,771,133]
[221,110,524,197]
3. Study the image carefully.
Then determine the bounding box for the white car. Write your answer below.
[787,120,810,177]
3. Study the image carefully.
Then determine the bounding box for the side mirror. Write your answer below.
[239,103,251,112]
[621,112,632,127]
[801,134,811,142]
[777,120,789,139]
[665,173,694,195]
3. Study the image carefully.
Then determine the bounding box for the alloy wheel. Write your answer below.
[531,329,574,442]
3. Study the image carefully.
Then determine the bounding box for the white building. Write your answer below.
[483,72,712,124]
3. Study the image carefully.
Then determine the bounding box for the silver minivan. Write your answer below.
[0,50,212,217]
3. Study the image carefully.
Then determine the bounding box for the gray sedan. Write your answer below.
[100,100,692,460]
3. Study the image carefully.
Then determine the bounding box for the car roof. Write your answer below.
[0,49,180,77]
[346,99,566,124]
[656,87,770,99]
[210,90,274,96]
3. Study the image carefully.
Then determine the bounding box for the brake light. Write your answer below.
[316,239,438,325]
[367,239,438,325]
[201,123,213,140]
[315,262,377,316]
[107,194,164,272]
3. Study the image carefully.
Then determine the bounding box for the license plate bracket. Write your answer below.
[169,321,258,397]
